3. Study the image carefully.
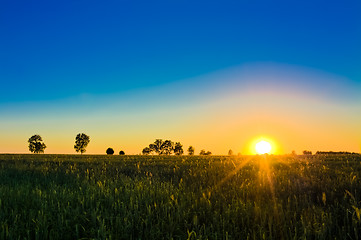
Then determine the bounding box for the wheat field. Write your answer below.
[0,154,360,239]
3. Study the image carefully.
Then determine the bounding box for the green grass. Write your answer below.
[0,154,361,239]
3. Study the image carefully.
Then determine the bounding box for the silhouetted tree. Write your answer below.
[144,139,181,155]
[228,149,233,155]
[149,139,163,155]
[200,150,212,155]
[303,150,312,155]
[174,142,183,155]
[119,150,125,155]
[106,148,114,155]
[28,135,46,154]
[74,133,90,154]
[147,139,176,155]
[160,140,174,155]
[188,146,195,155]
[142,147,151,155]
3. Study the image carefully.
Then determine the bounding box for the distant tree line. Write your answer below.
[302,151,360,155]
[27,134,203,155]
[315,151,359,155]
[142,139,184,155]
[29,134,358,156]
[141,139,214,156]
[28,133,125,155]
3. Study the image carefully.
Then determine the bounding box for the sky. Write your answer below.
[1,0,360,154]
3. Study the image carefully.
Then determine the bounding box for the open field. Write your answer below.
[1,154,361,239]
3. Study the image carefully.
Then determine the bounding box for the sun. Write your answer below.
[255,140,272,154]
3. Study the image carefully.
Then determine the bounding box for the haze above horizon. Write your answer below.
[1,0,360,154]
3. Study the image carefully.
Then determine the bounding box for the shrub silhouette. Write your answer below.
[303,150,312,155]
[119,150,125,155]
[106,148,114,155]
[200,149,212,155]
[188,146,195,155]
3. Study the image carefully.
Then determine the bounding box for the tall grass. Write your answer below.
[0,154,360,239]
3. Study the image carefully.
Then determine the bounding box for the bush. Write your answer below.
[303,150,312,155]
[119,150,125,155]
[106,148,114,155]
[200,150,212,155]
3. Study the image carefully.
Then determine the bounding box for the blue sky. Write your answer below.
[1,0,360,102]
[0,0,360,154]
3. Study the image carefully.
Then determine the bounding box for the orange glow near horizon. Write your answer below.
[0,63,360,155]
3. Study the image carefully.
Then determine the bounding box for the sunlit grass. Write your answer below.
[0,154,360,239]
